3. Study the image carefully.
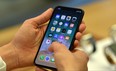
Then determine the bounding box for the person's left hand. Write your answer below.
[10,8,86,69]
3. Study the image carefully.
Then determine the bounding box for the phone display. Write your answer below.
[34,6,84,69]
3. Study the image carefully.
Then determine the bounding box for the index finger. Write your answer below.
[79,21,86,33]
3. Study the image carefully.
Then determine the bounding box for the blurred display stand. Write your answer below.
[80,34,96,56]
[87,37,115,71]
[81,24,116,71]
[110,24,116,43]
[80,34,115,71]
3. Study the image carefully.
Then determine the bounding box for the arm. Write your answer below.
[0,43,18,71]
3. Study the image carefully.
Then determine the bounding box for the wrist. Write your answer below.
[0,43,19,70]
[57,65,77,71]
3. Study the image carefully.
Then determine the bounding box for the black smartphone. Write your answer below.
[34,6,84,70]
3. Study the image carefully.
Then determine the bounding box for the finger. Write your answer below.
[35,67,46,71]
[74,40,79,48]
[79,21,86,33]
[75,32,82,41]
[48,42,74,71]
[72,48,89,62]
[32,8,53,25]
[48,42,70,53]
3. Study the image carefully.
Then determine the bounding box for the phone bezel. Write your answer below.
[34,6,84,70]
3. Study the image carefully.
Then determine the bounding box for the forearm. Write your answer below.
[0,43,18,71]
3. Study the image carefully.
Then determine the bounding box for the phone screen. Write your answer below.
[34,6,84,69]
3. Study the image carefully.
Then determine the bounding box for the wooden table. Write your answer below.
[82,0,116,39]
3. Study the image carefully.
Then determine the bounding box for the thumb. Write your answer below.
[35,67,45,71]
[32,8,53,25]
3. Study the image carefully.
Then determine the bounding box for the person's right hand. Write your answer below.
[49,42,88,71]
[36,42,88,71]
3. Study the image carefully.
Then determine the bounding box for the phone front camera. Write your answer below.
[58,8,61,10]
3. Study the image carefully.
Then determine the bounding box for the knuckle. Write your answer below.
[79,51,89,62]
[83,52,89,61]
[85,55,89,61]
[51,42,57,48]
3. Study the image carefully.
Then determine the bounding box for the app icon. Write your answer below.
[50,58,55,62]
[67,30,72,34]
[48,33,53,37]
[56,14,60,19]
[56,28,61,32]
[53,20,58,25]
[62,29,66,33]
[70,23,74,28]
[46,39,51,44]
[66,16,71,21]
[61,15,66,20]
[72,17,77,22]
[45,56,50,61]
[39,55,45,60]
[59,35,64,39]
[64,22,69,27]
[51,27,55,32]
[54,34,58,38]
[65,36,70,40]
[59,22,63,26]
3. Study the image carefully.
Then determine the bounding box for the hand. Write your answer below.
[52,42,88,71]
[49,42,88,71]
[36,42,88,71]
[10,8,53,68]
[8,8,85,70]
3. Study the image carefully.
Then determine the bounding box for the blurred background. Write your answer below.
[0,0,116,71]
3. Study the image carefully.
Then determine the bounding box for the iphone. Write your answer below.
[34,6,84,70]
